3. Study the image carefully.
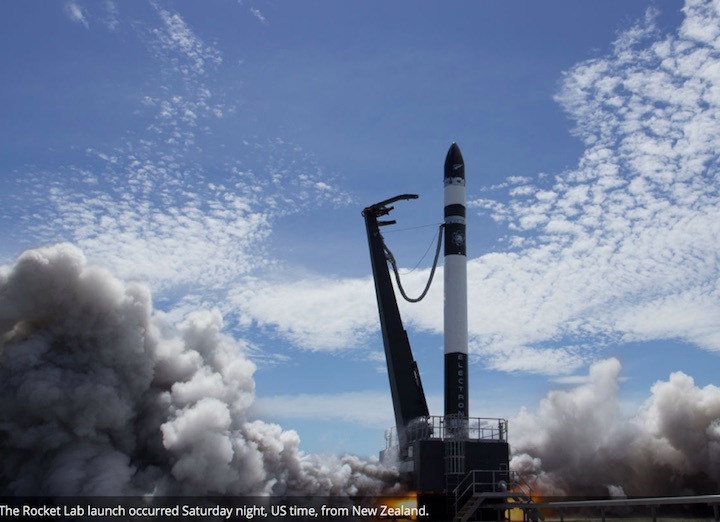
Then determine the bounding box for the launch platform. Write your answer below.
[382,415,508,493]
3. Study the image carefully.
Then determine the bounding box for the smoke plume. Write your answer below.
[510,358,720,497]
[0,244,398,496]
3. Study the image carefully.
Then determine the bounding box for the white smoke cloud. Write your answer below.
[0,244,398,496]
[510,358,720,497]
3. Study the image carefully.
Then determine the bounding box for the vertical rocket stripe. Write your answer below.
[443,143,468,418]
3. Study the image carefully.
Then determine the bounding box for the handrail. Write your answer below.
[453,469,514,516]
[384,415,508,449]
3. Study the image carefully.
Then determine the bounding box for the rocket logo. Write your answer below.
[452,230,464,246]
[452,163,463,171]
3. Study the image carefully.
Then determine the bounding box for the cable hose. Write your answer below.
[384,224,444,303]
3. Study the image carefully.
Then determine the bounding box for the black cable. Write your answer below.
[383,224,444,303]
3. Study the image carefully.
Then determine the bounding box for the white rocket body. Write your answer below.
[443,143,468,418]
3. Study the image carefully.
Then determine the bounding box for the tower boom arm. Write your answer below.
[362,196,429,448]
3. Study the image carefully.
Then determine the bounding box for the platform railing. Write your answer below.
[454,469,513,499]
[384,415,508,450]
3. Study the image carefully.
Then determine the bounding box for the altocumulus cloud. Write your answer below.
[468,1,720,372]
[11,3,347,306]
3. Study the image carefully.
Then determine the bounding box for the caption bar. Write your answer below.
[0,498,430,520]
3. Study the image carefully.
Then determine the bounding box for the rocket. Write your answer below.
[444,143,468,419]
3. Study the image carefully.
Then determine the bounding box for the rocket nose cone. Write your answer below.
[444,142,465,179]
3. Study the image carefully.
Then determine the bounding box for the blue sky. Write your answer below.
[4,0,720,467]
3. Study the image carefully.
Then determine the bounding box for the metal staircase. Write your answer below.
[452,469,544,522]
[453,492,486,522]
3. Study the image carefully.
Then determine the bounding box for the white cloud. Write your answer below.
[35,182,273,291]
[615,287,720,349]
[250,8,267,25]
[150,5,222,76]
[231,275,379,351]
[253,391,393,429]
[103,0,119,31]
[64,1,88,28]
[13,4,349,312]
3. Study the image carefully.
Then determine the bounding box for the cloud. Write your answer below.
[64,1,88,28]
[150,4,222,76]
[103,0,119,31]
[468,1,720,363]
[253,391,393,429]
[232,275,379,351]
[19,140,350,315]
[31,168,273,291]
[8,4,349,313]
[250,8,268,25]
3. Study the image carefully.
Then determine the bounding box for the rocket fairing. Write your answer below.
[443,142,469,419]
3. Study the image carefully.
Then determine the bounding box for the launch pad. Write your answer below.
[382,415,508,494]
[381,414,521,521]
[362,144,537,521]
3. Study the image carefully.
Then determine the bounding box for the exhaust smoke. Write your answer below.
[0,244,399,496]
[510,358,720,497]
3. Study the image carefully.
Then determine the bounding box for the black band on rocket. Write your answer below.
[444,204,466,219]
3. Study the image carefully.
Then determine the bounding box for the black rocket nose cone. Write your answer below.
[444,142,465,180]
